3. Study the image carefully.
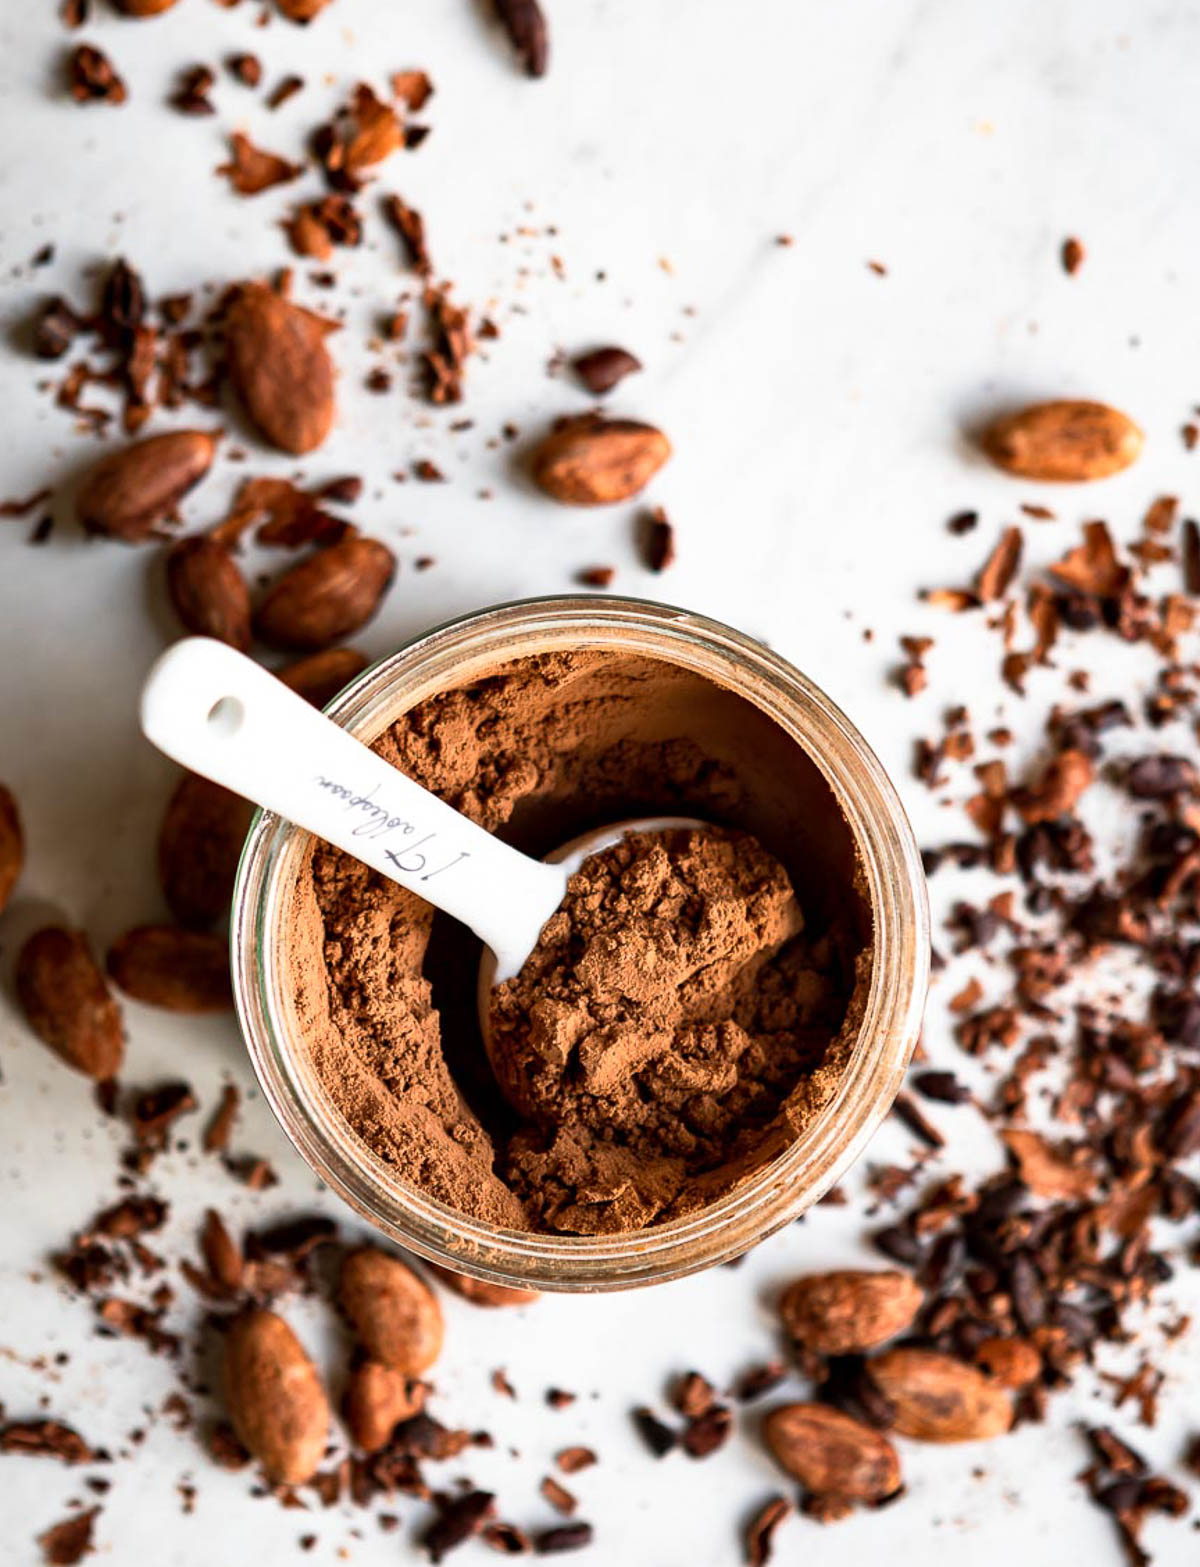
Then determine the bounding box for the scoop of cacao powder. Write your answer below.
[490,825,848,1234]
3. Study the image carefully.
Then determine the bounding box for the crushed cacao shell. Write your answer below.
[576,566,615,588]
[639,506,676,572]
[217,133,303,196]
[267,73,305,110]
[285,196,363,261]
[1061,236,1086,274]
[68,45,125,104]
[682,1404,732,1458]
[0,1420,95,1463]
[540,1475,576,1515]
[745,1495,792,1566]
[534,1523,593,1555]
[492,0,549,77]
[572,346,641,394]
[422,284,473,404]
[422,1489,495,1561]
[228,53,263,87]
[383,195,432,277]
[169,64,215,115]
[632,1406,677,1456]
[37,1508,100,1566]
[315,84,404,191]
[555,1447,596,1474]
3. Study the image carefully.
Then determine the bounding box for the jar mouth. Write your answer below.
[232,595,930,1291]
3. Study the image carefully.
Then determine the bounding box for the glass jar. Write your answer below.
[232,597,929,1291]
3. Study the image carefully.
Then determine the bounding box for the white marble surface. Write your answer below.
[2,0,1200,1562]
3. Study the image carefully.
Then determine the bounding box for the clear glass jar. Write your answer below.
[232,597,929,1292]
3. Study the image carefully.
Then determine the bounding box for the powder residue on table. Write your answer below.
[286,648,871,1235]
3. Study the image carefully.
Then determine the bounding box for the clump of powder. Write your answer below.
[489,826,848,1233]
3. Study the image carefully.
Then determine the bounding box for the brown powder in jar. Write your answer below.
[490,826,853,1233]
[285,648,871,1234]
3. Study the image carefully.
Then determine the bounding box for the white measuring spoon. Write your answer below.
[139,638,702,1008]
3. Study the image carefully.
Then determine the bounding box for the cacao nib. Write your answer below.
[631,1407,677,1456]
[533,1523,592,1554]
[422,1490,495,1561]
[68,44,126,104]
[492,0,548,77]
[572,346,641,395]
[639,506,676,572]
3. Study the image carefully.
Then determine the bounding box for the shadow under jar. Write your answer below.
[232,597,929,1292]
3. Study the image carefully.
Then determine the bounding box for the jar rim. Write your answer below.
[232,595,930,1290]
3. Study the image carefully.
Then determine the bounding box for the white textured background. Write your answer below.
[2,1,1200,1563]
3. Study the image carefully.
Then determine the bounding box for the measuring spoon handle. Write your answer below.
[140,638,566,974]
